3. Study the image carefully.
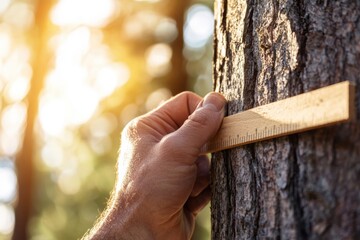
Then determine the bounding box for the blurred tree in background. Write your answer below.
[0,0,214,239]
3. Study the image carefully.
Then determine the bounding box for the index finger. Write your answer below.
[145,91,202,132]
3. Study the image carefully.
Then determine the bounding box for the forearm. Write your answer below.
[82,195,153,240]
[84,219,152,240]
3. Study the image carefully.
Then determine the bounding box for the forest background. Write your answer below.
[0,0,214,239]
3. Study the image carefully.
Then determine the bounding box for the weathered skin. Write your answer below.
[211,1,360,239]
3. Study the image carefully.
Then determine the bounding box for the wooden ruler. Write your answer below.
[201,81,356,154]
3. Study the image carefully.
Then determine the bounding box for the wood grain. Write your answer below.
[202,81,355,154]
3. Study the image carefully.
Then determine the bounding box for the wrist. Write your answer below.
[83,193,154,240]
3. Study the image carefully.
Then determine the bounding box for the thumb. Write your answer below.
[172,92,226,157]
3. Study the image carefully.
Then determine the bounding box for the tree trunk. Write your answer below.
[13,0,53,239]
[167,0,189,95]
[211,1,360,239]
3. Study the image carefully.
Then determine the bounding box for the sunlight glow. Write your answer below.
[0,163,17,203]
[0,103,27,155]
[89,114,117,138]
[89,136,112,155]
[39,26,128,136]
[0,0,215,239]
[95,63,130,98]
[145,88,172,111]
[146,43,172,77]
[0,0,11,15]
[135,0,161,2]
[1,103,27,136]
[155,18,178,43]
[120,104,139,126]
[55,27,91,68]
[41,142,64,169]
[39,97,66,136]
[0,204,15,235]
[194,74,212,95]
[124,11,161,39]
[0,133,22,156]
[4,66,31,103]
[39,84,99,135]
[51,0,117,27]
[0,28,12,58]
[1,45,30,84]
[3,2,34,29]
[184,4,214,48]
[57,170,81,195]
[65,84,99,125]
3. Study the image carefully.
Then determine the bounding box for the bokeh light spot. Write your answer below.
[1,102,27,136]
[1,45,31,84]
[146,43,172,77]
[90,136,112,155]
[65,84,99,125]
[0,0,11,14]
[120,104,139,126]
[39,97,67,136]
[184,4,214,48]
[89,114,117,138]
[57,170,81,195]
[145,88,172,111]
[41,142,64,169]
[0,103,26,156]
[135,0,161,2]
[0,28,12,58]
[51,0,117,27]
[3,2,34,29]
[4,66,31,103]
[88,114,118,155]
[155,18,178,43]
[0,160,17,203]
[124,11,161,39]
[0,133,22,156]
[95,63,130,98]
[0,204,15,235]
[55,27,91,68]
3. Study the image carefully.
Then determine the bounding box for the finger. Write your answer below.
[190,155,210,197]
[170,92,226,157]
[185,187,211,216]
[146,91,202,132]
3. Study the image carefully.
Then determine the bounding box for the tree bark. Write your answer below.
[211,1,360,239]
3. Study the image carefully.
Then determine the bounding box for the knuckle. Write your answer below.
[158,135,183,156]
[122,117,146,140]
[180,91,198,99]
[159,134,178,150]
[188,108,210,127]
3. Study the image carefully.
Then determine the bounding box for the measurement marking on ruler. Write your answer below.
[201,81,355,154]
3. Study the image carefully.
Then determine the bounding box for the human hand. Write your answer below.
[84,91,226,240]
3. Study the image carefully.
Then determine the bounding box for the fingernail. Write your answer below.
[202,92,226,112]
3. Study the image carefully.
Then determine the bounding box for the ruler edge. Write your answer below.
[202,81,356,154]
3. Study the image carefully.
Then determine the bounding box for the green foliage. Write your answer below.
[0,0,214,239]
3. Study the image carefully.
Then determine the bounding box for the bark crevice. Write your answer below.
[249,147,260,239]
[212,0,360,239]
[291,135,307,239]
[242,1,256,110]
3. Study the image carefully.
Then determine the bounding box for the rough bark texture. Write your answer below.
[211,1,360,239]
